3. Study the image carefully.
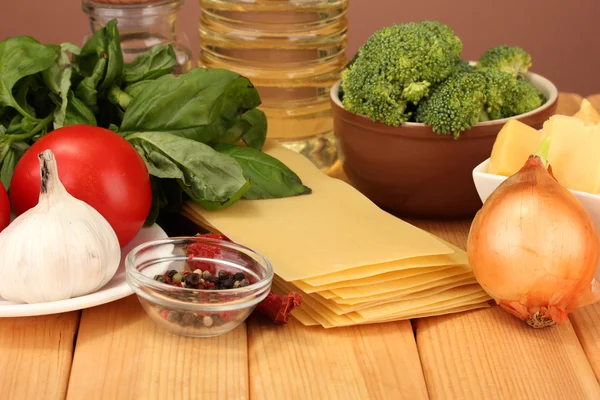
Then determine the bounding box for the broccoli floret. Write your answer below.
[501,78,546,117]
[452,59,475,75]
[341,21,462,126]
[477,45,532,77]
[474,68,517,120]
[415,72,486,138]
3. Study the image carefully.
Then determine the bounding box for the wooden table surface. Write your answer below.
[1,93,600,400]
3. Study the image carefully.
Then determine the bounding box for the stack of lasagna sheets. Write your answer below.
[182,142,491,328]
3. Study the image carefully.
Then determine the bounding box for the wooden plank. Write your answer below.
[417,307,600,399]
[66,295,248,400]
[412,220,600,399]
[0,312,80,400]
[247,315,428,400]
[571,304,600,380]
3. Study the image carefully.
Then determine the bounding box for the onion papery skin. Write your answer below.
[467,155,600,328]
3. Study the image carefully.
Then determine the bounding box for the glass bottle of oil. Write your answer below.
[198,0,349,171]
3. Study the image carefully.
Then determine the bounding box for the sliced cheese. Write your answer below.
[574,99,600,125]
[543,115,600,193]
[330,267,469,299]
[186,141,454,281]
[486,111,600,193]
[488,119,544,177]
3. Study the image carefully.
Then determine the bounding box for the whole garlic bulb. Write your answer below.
[0,150,121,303]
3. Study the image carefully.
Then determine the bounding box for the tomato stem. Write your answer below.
[534,136,551,169]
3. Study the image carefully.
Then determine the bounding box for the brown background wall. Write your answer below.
[0,0,598,95]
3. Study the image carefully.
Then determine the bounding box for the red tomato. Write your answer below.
[0,183,9,232]
[10,125,152,247]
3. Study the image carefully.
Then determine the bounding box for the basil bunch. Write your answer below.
[0,20,311,225]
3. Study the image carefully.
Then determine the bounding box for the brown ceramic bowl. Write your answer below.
[330,73,558,219]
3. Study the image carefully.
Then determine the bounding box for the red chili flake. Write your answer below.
[196,233,231,241]
[185,233,303,325]
[218,311,235,320]
[160,310,169,319]
[203,281,215,289]
[255,292,302,324]
[186,234,228,273]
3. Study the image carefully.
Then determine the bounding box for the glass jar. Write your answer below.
[198,0,349,171]
[82,0,193,74]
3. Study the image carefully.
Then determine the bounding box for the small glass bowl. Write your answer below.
[125,236,273,338]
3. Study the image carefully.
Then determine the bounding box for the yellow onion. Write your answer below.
[467,137,600,328]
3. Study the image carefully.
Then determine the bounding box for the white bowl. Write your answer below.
[473,158,600,282]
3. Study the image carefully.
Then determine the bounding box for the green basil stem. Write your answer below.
[11,101,39,123]
[89,55,108,88]
[534,136,551,169]
[6,122,27,135]
[108,85,133,110]
[8,114,52,142]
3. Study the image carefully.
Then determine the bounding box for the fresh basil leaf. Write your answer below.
[0,107,14,127]
[145,177,169,227]
[212,108,267,149]
[127,131,248,203]
[119,68,262,143]
[42,47,73,128]
[122,44,176,84]
[0,137,26,190]
[5,114,36,135]
[240,109,267,149]
[73,19,123,110]
[124,80,153,98]
[0,148,16,190]
[0,37,59,120]
[74,60,104,112]
[13,76,39,119]
[26,78,55,118]
[192,180,251,211]
[61,42,81,56]
[64,91,97,126]
[99,20,124,93]
[107,86,133,111]
[132,140,183,179]
[213,143,311,199]
[0,136,11,164]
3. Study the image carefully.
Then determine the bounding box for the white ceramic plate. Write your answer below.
[0,224,168,317]
[473,159,600,281]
